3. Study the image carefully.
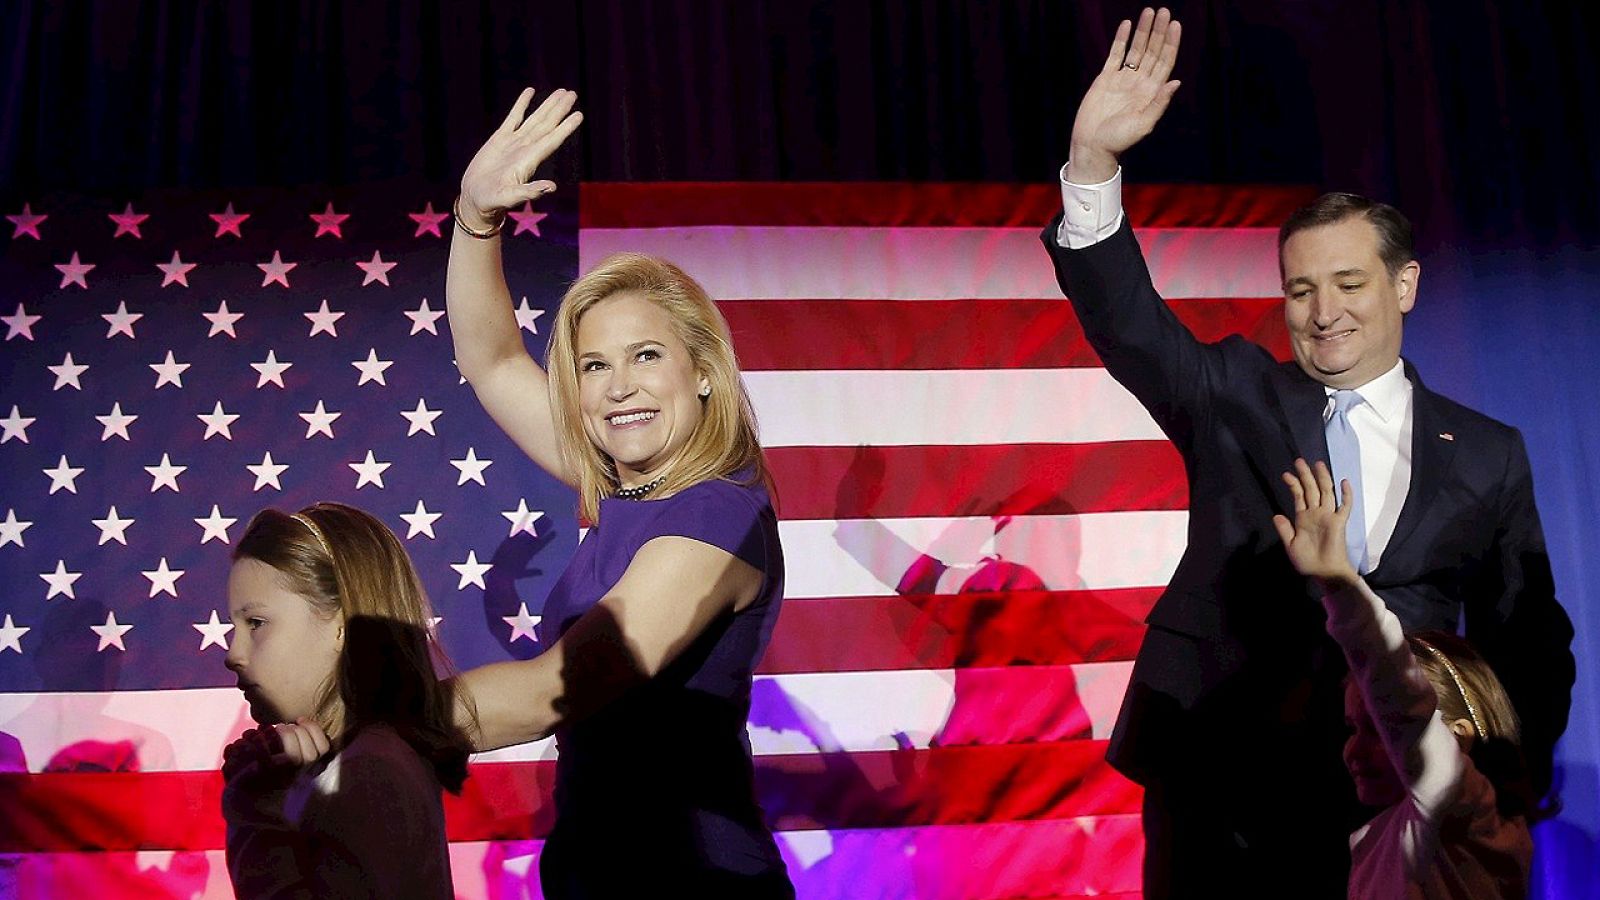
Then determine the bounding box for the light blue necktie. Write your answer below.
[1325,390,1368,573]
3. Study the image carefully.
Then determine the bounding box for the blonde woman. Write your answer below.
[221,503,471,899]
[446,88,793,897]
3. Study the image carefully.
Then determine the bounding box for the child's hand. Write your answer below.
[268,718,331,767]
[222,726,277,782]
[1272,458,1361,586]
[221,719,331,783]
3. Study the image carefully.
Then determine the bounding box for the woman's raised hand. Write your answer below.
[458,88,584,230]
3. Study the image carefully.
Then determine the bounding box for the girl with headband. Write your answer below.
[1273,459,1537,898]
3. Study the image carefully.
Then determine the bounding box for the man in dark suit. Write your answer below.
[1040,8,1576,897]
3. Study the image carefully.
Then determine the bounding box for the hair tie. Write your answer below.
[1412,637,1487,739]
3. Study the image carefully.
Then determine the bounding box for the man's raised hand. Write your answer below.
[1066,7,1183,184]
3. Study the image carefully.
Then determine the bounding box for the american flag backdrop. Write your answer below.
[1,180,1312,898]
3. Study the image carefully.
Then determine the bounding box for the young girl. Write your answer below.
[220,502,472,899]
[1274,459,1536,899]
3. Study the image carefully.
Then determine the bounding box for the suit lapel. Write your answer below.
[1264,362,1332,511]
[1268,362,1331,465]
[1373,361,1458,575]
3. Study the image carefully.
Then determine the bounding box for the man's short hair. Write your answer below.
[1278,192,1415,276]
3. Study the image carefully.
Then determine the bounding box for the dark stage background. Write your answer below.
[4,1,1597,896]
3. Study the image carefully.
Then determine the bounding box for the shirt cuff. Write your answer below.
[1056,163,1126,249]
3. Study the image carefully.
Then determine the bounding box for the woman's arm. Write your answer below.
[447,87,583,486]
[456,534,762,751]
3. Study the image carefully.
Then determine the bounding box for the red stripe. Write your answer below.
[758,589,1156,674]
[582,182,1318,229]
[723,297,1290,371]
[1,743,1136,851]
[768,442,1188,521]
[754,741,1137,831]
[0,768,224,853]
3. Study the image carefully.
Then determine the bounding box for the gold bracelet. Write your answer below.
[453,196,505,239]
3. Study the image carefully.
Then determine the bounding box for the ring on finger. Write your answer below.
[1123,62,1139,70]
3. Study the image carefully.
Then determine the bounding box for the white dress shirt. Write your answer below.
[1056,163,1126,249]
[1057,164,1414,570]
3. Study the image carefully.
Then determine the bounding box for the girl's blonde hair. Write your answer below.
[1408,631,1520,746]
[545,252,769,522]
[1406,629,1541,820]
[234,502,471,793]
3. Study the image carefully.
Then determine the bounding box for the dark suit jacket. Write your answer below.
[1041,217,1574,808]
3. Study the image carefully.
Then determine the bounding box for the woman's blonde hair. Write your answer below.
[545,252,769,522]
[233,502,471,792]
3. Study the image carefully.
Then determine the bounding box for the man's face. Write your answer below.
[1281,217,1418,389]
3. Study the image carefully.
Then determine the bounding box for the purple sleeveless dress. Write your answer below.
[536,471,793,898]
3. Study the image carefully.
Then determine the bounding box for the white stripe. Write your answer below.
[0,686,243,773]
[746,368,1165,447]
[746,662,1131,753]
[0,663,1130,773]
[786,510,1187,599]
[580,225,1283,300]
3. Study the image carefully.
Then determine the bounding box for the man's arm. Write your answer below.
[1041,9,1239,446]
[1053,7,1182,253]
[1464,429,1575,807]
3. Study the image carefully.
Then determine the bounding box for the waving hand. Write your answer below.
[1067,7,1183,184]
[458,88,584,230]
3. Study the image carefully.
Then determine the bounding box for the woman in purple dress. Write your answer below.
[445,88,792,898]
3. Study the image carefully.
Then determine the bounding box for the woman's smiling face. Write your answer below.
[575,291,708,488]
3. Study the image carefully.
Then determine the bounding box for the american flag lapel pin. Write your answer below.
[1439,432,1455,441]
